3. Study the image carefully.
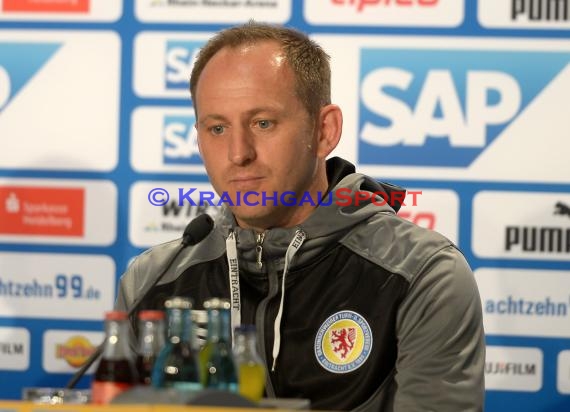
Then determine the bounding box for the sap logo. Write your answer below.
[361,68,520,148]
[358,48,570,167]
[165,40,205,91]
[0,65,9,111]
[162,115,202,165]
[0,42,60,112]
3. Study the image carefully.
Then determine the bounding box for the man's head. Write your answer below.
[191,22,342,231]
[190,21,331,122]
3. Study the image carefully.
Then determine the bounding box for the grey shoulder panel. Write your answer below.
[342,213,484,411]
[340,211,456,284]
[116,229,227,311]
[394,246,485,411]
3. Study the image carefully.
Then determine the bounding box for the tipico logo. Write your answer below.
[0,42,61,112]
[165,40,205,92]
[358,48,570,167]
[162,114,202,165]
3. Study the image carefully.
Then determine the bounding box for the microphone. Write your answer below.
[65,214,215,389]
[181,213,214,247]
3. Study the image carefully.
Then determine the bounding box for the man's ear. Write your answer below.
[315,104,343,159]
[194,122,203,156]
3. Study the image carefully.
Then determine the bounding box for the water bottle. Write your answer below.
[233,324,266,402]
[135,309,166,385]
[152,297,201,392]
[200,297,238,392]
[91,310,138,404]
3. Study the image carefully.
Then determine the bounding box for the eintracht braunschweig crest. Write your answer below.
[314,310,373,374]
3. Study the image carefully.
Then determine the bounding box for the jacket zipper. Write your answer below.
[254,231,277,397]
[256,258,279,398]
[256,232,265,270]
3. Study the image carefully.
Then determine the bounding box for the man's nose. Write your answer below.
[228,126,256,165]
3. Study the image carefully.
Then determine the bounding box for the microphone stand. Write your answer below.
[65,214,214,389]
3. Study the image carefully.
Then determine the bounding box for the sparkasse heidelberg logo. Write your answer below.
[0,186,84,236]
[357,47,570,167]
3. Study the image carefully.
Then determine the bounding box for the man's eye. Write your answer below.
[210,125,225,135]
[257,120,272,129]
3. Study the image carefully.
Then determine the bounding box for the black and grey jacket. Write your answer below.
[116,157,485,411]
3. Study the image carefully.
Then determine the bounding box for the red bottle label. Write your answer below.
[91,381,133,404]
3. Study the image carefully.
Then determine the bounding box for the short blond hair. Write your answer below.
[190,21,331,120]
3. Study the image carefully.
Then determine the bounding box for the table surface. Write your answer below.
[0,400,309,412]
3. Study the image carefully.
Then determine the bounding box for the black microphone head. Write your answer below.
[182,214,214,246]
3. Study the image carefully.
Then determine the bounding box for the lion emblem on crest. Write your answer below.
[330,327,356,360]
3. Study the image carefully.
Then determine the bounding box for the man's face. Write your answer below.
[194,41,324,230]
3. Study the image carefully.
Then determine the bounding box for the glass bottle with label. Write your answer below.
[135,309,166,385]
[233,324,266,402]
[200,297,238,392]
[91,310,138,404]
[152,297,201,392]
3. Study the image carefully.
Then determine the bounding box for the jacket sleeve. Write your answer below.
[393,245,485,412]
[114,255,145,352]
[115,257,141,314]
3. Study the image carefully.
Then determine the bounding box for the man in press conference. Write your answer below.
[116,21,485,411]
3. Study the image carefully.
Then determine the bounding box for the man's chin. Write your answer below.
[230,205,283,230]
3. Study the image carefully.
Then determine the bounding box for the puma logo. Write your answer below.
[554,202,570,218]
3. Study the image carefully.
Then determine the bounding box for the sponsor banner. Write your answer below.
[133,32,212,99]
[0,186,84,237]
[131,106,206,173]
[0,0,122,21]
[0,179,117,246]
[0,327,30,371]
[0,31,120,171]
[43,330,103,373]
[129,181,220,248]
[397,188,458,244]
[479,0,570,30]
[485,346,543,392]
[313,35,570,183]
[305,0,464,27]
[0,252,115,320]
[475,268,570,338]
[472,191,570,261]
[2,0,89,12]
[135,0,291,24]
[558,350,570,394]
